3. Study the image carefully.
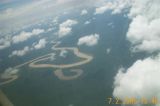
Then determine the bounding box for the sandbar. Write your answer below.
[54,69,83,80]
[0,43,93,85]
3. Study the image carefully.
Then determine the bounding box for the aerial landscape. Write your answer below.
[0,0,160,106]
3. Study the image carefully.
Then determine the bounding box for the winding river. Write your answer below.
[0,43,93,86]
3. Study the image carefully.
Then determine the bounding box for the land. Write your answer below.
[0,90,14,106]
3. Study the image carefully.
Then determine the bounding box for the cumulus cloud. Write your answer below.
[94,0,131,15]
[34,38,47,50]
[77,34,100,46]
[107,22,114,28]
[50,53,56,61]
[106,48,111,54]
[95,4,112,15]
[12,32,32,44]
[111,0,160,102]
[95,0,160,53]
[12,29,44,44]
[0,38,10,50]
[47,27,55,32]
[84,21,90,25]
[81,9,88,15]
[58,19,78,38]
[9,46,30,57]
[94,1,160,103]
[52,17,58,24]
[59,50,68,58]
[9,38,47,57]
[126,0,160,53]
[113,54,160,105]
[1,68,19,79]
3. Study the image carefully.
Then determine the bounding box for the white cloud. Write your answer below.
[126,0,160,53]
[68,104,74,106]
[95,3,112,15]
[0,38,10,50]
[12,32,32,44]
[47,27,55,32]
[52,16,59,25]
[50,53,56,61]
[106,48,111,54]
[1,68,19,79]
[59,50,68,58]
[112,1,160,103]
[58,27,71,37]
[84,21,90,25]
[32,29,45,35]
[107,22,114,28]
[58,19,78,38]
[34,38,47,50]
[113,54,160,105]
[9,38,47,57]
[12,29,44,44]
[9,46,30,57]
[95,0,160,53]
[77,34,100,46]
[94,0,131,15]
[81,9,88,15]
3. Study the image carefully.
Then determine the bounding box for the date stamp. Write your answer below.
[106,97,159,105]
